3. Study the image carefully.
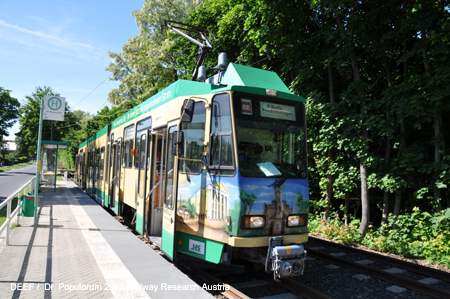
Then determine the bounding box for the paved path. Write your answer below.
[0,181,213,299]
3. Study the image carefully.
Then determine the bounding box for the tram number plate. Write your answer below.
[189,239,205,255]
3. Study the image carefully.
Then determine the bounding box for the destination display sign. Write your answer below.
[260,102,296,121]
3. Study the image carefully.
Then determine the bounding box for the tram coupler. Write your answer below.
[265,236,307,282]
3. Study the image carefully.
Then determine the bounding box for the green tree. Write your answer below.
[0,87,20,148]
[104,0,450,237]
[106,0,202,106]
[16,86,71,158]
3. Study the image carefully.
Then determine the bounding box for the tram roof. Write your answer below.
[79,63,305,149]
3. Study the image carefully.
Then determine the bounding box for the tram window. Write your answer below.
[106,143,110,182]
[138,134,147,197]
[88,151,93,179]
[116,140,121,181]
[123,125,135,168]
[99,147,105,180]
[209,93,235,175]
[95,149,100,179]
[232,92,307,179]
[165,127,176,209]
[135,132,141,169]
[179,101,206,175]
[107,134,114,182]
[135,117,151,168]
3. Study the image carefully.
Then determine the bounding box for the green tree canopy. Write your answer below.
[106,0,202,106]
[16,86,72,157]
[97,0,450,235]
[0,87,20,139]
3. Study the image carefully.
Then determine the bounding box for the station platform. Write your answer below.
[0,180,213,299]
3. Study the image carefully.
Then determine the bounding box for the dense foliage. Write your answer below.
[104,0,450,241]
[309,208,450,268]
[110,0,449,230]
[12,0,449,262]
[0,87,20,152]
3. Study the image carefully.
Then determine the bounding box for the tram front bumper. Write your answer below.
[265,236,307,281]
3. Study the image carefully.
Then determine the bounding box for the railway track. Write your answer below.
[193,267,334,299]
[87,185,450,299]
[306,237,450,299]
[308,236,450,284]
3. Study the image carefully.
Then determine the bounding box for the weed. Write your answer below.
[310,208,450,268]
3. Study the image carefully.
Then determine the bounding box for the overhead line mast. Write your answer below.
[162,20,213,81]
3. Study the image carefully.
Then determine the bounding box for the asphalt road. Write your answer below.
[0,164,36,203]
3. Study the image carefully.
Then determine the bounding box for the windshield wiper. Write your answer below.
[269,153,305,187]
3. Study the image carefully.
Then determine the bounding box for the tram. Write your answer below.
[74,54,309,281]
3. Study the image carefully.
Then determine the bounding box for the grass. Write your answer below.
[0,161,35,172]
[0,197,19,227]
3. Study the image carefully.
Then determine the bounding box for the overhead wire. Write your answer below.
[71,74,112,109]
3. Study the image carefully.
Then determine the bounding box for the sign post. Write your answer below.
[34,95,65,227]
[34,99,44,227]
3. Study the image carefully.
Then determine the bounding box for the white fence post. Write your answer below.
[6,200,11,246]
[0,177,36,246]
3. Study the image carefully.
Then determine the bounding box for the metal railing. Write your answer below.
[0,177,36,246]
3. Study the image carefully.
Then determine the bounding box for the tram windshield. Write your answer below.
[232,92,307,179]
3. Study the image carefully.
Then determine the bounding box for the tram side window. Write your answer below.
[95,149,100,179]
[165,127,176,209]
[107,134,114,182]
[123,125,135,168]
[209,93,234,175]
[87,152,91,178]
[99,147,105,180]
[106,143,110,182]
[134,117,151,168]
[180,101,206,174]
[82,153,85,175]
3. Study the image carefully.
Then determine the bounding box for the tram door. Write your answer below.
[93,149,97,197]
[88,151,93,195]
[91,150,95,196]
[113,138,122,215]
[108,143,115,210]
[161,123,178,260]
[145,131,165,246]
[82,153,86,190]
[137,132,148,234]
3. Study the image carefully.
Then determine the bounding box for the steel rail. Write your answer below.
[308,236,450,283]
[195,266,335,299]
[308,248,450,299]
[279,278,335,299]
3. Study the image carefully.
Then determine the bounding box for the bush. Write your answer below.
[308,213,363,245]
[362,208,450,268]
[309,208,450,268]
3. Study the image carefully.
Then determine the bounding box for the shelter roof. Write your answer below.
[36,140,71,149]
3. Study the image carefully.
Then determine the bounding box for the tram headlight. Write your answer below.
[241,216,265,229]
[287,214,307,227]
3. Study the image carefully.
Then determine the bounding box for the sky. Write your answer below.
[0,0,144,140]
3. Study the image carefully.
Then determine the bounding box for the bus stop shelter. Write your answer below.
[37,140,71,192]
